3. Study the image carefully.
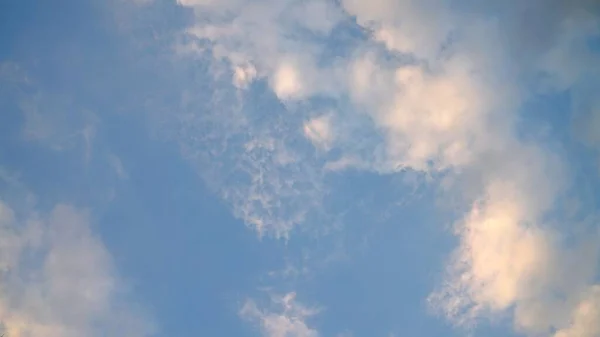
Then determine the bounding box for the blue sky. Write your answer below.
[1,1,600,337]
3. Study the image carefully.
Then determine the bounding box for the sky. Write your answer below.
[0,0,600,336]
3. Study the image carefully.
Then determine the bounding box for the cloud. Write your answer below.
[112,1,600,334]
[554,286,600,337]
[341,0,454,60]
[233,63,258,89]
[170,0,600,335]
[172,0,532,177]
[158,0,518,239]
[346,53,500,171]
[428,134,600,337]
[0,192,155,336]
[6,77,99,162]
[240,292,319,337]
[420,3,600,335]
[303,115,334,151]
[155,43,330,238]
[178,0,345,99]
[6,1,580,337]
[170,87,327,238]
[114,0,600,282]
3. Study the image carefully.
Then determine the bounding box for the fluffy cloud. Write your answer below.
[241,292,319,337]
[420,3,600,336]
[427,139,600,337]
[0,196,155,336]
[428,142,600,332]
[347,54,499,171]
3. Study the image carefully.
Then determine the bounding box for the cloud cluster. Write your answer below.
[0,194,155,336]
[177,0,508,171]
[241,292,319,337]
[164,0,515,239]
[124,0,600,335]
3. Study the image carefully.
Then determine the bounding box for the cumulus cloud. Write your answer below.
[428,145,600,333]
[0,191,155,336]
[241,292,319,337]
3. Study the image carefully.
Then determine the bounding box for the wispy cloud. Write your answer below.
[241,292,319,337]
[7,75,99,162]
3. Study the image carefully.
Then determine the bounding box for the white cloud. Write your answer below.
[0,197,155,337]
[428,138,600,336]
[272,62,304,100]
[348,55,496,171]
[241,292,319,337]
[233,63,257,89]
[303,115,334,151]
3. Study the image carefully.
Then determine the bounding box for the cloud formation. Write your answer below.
[241,292,319,337]
[0,187,155,336]
[121,0,600,335]
[162,0,514,239]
